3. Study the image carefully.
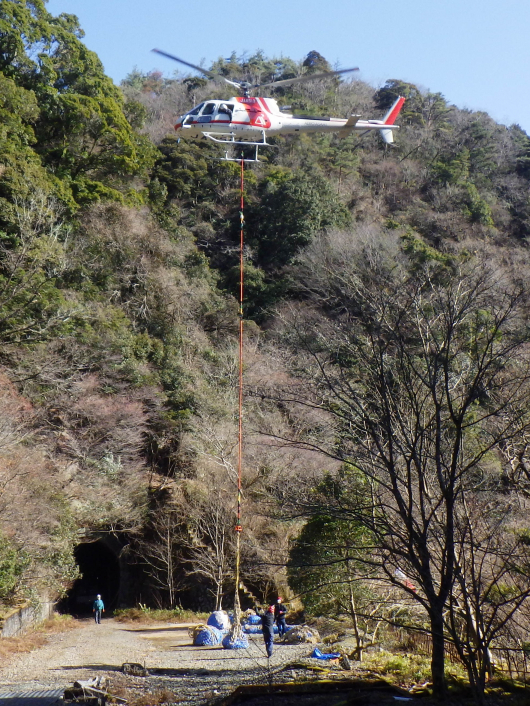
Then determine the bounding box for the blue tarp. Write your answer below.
[207,611,230,631]
[243,623,280,634]
[311,647,341,660]
[194,626,223,646]
[222,633,249,649]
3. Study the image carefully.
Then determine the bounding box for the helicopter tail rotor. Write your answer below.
[378,96,406,144]
[353,96,405,144]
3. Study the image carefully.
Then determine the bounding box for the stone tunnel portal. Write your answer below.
[61,541,121,615]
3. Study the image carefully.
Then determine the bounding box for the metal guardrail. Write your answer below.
[0,689,63,706]
[394,629,530,681]
[489,647,530,682]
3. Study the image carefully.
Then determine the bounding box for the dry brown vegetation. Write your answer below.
[110,677,183,706]
[113,607,208,624]
[0,614,78,661]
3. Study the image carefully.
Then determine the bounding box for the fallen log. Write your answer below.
[64,676,127,704]
[63,687,102,705]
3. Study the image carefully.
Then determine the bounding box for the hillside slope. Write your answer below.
[1,2,530,631]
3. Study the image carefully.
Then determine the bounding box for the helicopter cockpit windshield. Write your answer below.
[188,103,204,116]
[183,102,219,125]
[182,102,204,126]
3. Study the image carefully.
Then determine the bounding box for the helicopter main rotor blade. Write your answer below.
[152,49,218,80]
[258,66,359,90]
[152,49,248,91]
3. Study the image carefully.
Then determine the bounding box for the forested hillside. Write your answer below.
[2,2,530,701]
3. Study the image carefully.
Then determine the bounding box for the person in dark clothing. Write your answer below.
[256,605,275,658]
[93,594,105,624]
[274,597,288,638]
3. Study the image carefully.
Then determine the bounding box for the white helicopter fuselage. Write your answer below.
[175,95,405,145]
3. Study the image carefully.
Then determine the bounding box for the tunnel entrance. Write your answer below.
[60,541,121,615]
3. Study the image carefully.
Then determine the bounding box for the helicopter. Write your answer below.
[153,49,405,162]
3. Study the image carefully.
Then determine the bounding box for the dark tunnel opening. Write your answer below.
[58,541,121,615]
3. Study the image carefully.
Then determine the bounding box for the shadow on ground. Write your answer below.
[58,665,252,676]
[122,627,188,634]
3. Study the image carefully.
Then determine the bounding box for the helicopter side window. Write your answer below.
[201,103,216,116]
[217,103,234,120]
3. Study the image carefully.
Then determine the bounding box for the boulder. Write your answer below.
[283,625,320,644]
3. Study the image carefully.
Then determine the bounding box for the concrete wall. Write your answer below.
[0,598,55,637]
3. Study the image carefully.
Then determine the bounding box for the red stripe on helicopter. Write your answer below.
[385,96,406,125]
[257,97,271,114]
[184,119,265,127]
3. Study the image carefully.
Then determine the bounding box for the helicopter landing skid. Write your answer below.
[202,131,273,163]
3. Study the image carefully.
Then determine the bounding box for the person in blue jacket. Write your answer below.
[274,597,288,637]
[93,594,105,624]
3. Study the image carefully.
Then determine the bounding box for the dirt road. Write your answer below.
[0,619,311,704]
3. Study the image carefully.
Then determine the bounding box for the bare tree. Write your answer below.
[183,495,235,611]
[447,496,530,696]
[264,231,530,703]
[135,504,185,608]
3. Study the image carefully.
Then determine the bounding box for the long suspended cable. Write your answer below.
[223,154,248,649]
[237,155,244,537]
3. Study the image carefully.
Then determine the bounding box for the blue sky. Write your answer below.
[46,0,529,133]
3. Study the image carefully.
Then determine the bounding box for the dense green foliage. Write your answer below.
[0,0,155,227]
[288,513,369,618]
[0,533,29,603]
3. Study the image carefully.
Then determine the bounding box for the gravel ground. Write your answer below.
[0,619,315,705]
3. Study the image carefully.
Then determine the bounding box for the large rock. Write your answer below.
[283,625,320,644]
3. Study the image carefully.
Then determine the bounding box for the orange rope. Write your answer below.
[237,156,244,531]
[232,155,244,626]
[224,155,247,648]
